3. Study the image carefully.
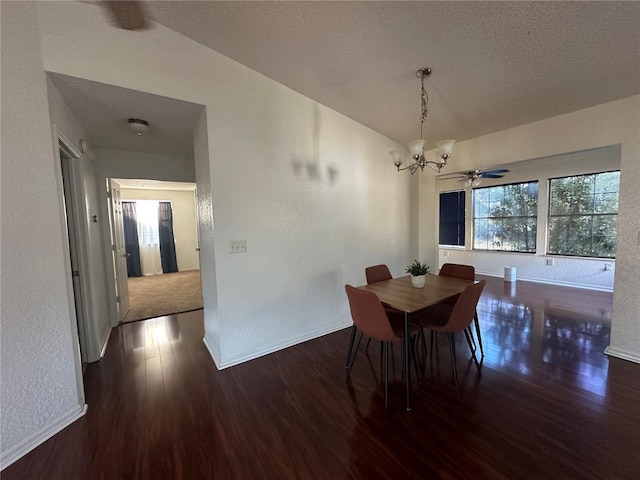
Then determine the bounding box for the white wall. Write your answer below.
[0,2,85,468]
[120,188,200,272]
[34,1,411,369]
[420,95,640,362]
[95,147,195,183]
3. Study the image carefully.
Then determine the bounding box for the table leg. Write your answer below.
[405,311,411,411]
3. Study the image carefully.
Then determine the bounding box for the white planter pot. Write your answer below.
[411,274,426,288]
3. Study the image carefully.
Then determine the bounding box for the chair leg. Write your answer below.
[447,333,459,397]
[383,342,389,410]
[464,328,482,375]
[429,330,438,363]
[411,337,421,383]
[345,324,357,369]
[365,337,373,353]
[418,328,428,359]
[467,326,477,353]
[345,331,364,381]
[474,310,484,358]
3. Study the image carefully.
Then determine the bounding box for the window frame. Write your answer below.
[546,170,620,259]
[472,180,539,253]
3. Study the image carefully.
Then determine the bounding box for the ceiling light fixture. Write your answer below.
[463,174,483,188]
[128,118,150,136]
[390,67,455,174]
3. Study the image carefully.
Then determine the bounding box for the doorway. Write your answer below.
[107,179,202,324]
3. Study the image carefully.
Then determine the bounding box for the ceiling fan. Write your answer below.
[100,1,151,31]
[438,168,510,187]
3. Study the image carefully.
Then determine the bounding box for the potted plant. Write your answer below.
[406,260,430,288]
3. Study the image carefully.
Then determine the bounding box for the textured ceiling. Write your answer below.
[48,72,203,156]
[61,1,639,156]
[142,1,640,147]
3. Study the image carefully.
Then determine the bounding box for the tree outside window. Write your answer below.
[473,182,538,252]
[548,171,619,258]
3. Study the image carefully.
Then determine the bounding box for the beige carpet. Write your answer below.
[122,270,203,324]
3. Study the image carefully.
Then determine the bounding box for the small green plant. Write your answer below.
[405,260,429,276]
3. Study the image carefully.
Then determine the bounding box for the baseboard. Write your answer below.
[604,346,640,364]
[99,327,111,359]
[475,271,613,292]
[202,335,222,369]
[211,322,351,370]
[1,403,87,471]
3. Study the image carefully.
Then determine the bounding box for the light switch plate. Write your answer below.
[229,240,246,253]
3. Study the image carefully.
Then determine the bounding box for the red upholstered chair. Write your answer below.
[345,265,398,370]
[365,264,392,284]
[439,263,484,358]
[345,285,421,409]
[413,280,486,396]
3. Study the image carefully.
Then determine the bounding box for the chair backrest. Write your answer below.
[439,263,475,281]
[345,285,398,342]
[445,280,486,333]
[365,264,392,284]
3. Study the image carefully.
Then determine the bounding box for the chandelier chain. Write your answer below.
[420,75,428,139]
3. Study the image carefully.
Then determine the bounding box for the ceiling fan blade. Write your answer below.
[103,1,150,31]
[437,174,466,180]
[481,173,506,178]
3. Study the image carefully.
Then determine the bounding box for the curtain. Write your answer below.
[122,202,142,277]
[158,202,178,273]
[137,200,163,276]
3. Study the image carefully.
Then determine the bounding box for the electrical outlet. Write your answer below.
[443,250,450,257]
[546,258,554,266]
[229,240,246,253]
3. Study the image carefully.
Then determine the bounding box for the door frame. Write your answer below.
[51,126,88,396]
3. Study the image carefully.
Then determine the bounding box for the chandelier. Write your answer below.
[390,67,455,174]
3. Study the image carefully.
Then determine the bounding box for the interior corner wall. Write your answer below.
[35,0,411,369]
[0,1,85,469]
[420,95,640,363]
[120,188,200,272]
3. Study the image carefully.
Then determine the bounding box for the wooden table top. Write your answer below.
[357,274,475,314]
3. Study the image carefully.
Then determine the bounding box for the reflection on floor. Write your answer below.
[477,277,612,397]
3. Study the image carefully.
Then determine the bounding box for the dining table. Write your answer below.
[357,273,476,410]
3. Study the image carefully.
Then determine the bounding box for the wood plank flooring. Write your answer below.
[3,276,639,479]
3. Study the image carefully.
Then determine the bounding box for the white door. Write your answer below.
[109,179,130,321]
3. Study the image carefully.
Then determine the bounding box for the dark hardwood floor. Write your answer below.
[4,276,640,479]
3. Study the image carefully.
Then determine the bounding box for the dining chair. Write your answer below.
[345,265,395,371]
[344,285,421,409]
[413,280,486,396]
[439,263,484,358]
[365,264,392,284]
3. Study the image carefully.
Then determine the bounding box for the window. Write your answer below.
[548,171,619,258]
[439,190,465,246]
[473,182,538,252]
[135,200,160,245]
